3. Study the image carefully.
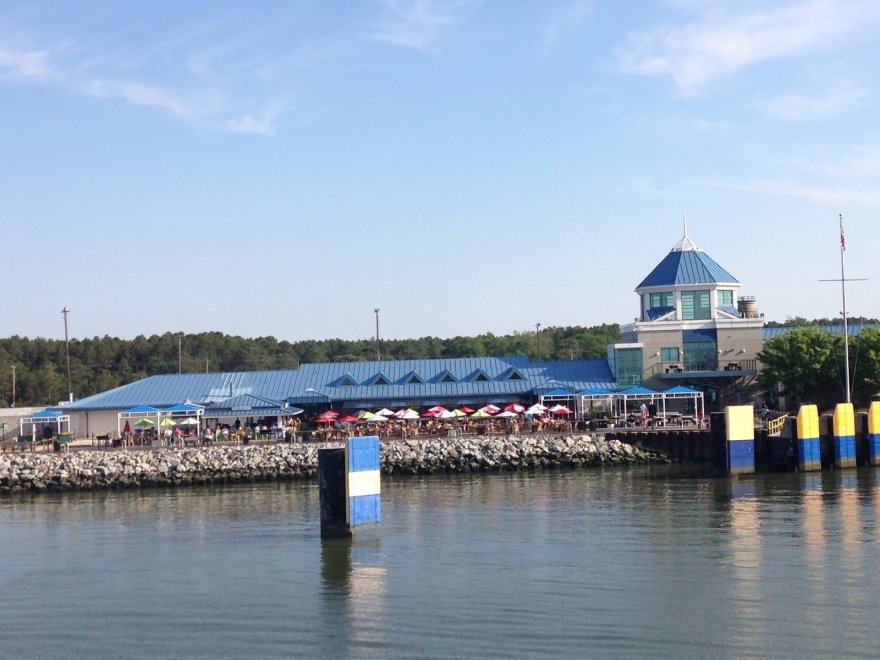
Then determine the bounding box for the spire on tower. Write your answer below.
[672,211,699,252]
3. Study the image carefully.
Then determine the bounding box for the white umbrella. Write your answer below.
[496,410,519,418]
[178,417,200,426]
[526,404,547,415]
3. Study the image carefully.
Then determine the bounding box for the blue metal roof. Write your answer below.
[637,249,738,289]
[663,385,698,394]
[62,356,617,412]
[717,306,742,317]
[618,386,658,395]
[762,324,878,340]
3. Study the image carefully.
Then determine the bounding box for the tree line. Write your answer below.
[0,324,621,407]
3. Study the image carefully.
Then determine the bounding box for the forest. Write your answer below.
[0,324,621,407]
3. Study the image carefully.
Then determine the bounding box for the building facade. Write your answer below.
[611,230,764,406]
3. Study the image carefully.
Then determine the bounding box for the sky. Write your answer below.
[3,0,880,343]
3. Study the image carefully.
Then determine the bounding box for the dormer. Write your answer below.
[465,369,492,383]
[365,372,392,386]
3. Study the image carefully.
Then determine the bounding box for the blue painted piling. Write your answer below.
[318,436,381,539]
[796,405,821,472]
[832,403,857,469]
[346,436,381,528]
[869,402,880,466]
[726,405,755,475]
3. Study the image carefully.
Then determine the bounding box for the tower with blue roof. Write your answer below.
[610,224,764,404]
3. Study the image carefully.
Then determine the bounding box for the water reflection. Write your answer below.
[3,467,880,658]
[320,534,387,658]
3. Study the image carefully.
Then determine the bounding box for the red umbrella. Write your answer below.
[123,419,131,433]
[338,415,359,423]
[457,406,475,413]
[504,403,526,414]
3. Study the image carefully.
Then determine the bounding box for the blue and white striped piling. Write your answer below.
[318,436,381,538]
[832,403,857,469]
[346,436,381,529]
[726,405,755,475]
[869,402,880,466]
[796,405,821,472]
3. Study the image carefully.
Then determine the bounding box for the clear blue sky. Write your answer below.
[3,1,879,342]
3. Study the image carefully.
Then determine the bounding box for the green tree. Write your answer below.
[758,327,842,410]
[851,327,880,405]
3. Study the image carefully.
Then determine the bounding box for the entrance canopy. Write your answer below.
[20,409,71,442]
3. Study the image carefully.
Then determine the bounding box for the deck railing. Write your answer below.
[766,414,787,436]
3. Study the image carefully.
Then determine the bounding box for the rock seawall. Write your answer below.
[0,434,670,494]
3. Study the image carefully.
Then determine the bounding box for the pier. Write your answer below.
[609,402,880,475]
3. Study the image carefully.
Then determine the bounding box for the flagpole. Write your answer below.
[840,214,851,404]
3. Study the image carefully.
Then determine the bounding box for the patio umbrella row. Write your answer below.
[125,416,201,432]
[311,402,572,423]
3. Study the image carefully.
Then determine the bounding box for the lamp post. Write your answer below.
[374,308,381,361]
[535,323,541,360]
[61,306,72,402]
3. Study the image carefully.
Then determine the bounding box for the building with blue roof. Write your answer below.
[62,356,617,438]
[611,226,765,405]
[49,225,785,438]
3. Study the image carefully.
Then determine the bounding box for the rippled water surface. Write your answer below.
[2,466,879,658]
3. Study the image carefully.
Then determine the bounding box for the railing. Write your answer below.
[766,414,787,436]
[654,359,758,374]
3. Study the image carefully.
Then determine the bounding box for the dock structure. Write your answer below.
[612,401,879,476]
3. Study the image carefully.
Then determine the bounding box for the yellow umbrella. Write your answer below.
[159,417,177,426]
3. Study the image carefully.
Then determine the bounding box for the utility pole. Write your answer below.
[11,364,15,408]
[535,323,541,360]
[61,306,72,402]
[178,333,183,374]
[374,308,381,361]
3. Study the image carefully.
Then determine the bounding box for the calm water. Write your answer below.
[1,466,879,659]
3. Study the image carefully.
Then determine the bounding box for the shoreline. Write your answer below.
[0,434,672,494]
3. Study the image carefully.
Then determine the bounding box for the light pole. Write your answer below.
[535,323,541,360]
[178,333,183,374]
[374,308,381,361]
[61,306,72,402]
[11,364,15,408]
